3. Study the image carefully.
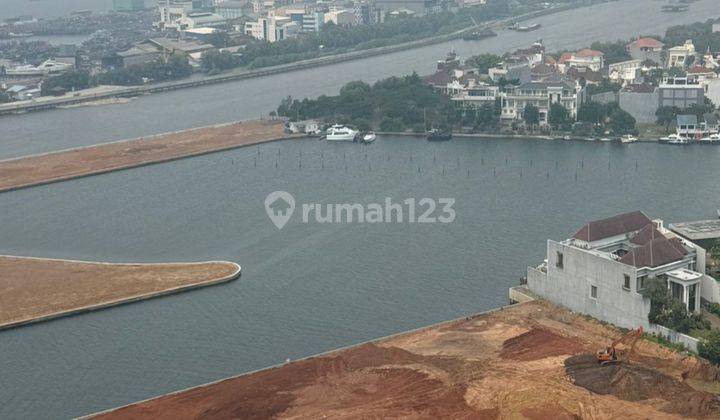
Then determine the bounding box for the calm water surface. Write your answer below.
[1,0,719,159]
[0,137,719,418]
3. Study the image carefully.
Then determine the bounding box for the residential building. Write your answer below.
[113,0,146,12]
[447,79,499,109]
[667,40,696,68]
[488,57,531,84]
[674,114,720,140]
[500,80,582,126]
[658,76,705,109]
[608,59,642,85]
[686,66,716,83]
[625,37,664,64]
[527,211,714,330]
[301,11,324,32]
[559,49,604,72]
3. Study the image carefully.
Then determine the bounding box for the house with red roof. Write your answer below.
[626,37,664,64]
[526,211,716,333]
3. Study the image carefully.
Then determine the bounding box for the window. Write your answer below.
[590,285,598,299]
[636,276,647,292]
[556,251,564,269]
[623,274,631,291]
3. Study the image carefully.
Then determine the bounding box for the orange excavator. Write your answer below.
[596,327,643,366]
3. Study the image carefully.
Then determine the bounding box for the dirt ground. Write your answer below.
[0,119,289,192]
[91,300,720,419]
[0,256,239,329]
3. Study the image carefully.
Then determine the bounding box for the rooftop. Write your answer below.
[628,37,664,49]
[572,211,652,242]
[666,268,703,282]
[669,219,720,241]
[618,236,688,268]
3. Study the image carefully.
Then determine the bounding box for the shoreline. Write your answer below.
[0,3,590,116]
[0,256,241,332]
[84,297,719,419]
[0,119,296,193]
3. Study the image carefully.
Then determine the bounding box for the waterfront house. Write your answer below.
[527,211,715,330]
[667,40,696,68]
[608,59,642,85]
[676,114,699,139]
[559,49,604,73]
[658,76,705,109]
[626,37,664,64]
[500,80,582,126]
[448,79,500,109]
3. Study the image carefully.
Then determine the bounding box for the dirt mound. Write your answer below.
[521,403,577,420]
[500,328,585,361]
[565,354,720,417]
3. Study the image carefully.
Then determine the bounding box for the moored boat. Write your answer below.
[427,129,452,141]
[362,131,377,143]
[326,124,358,141]
[620,134,638,144]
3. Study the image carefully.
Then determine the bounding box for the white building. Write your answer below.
[559,49,604,72]
[527,211,713,331]
[447,79,500,109]
[667,40,696,68]
[5,59,74,77]
[500,80,582,126]
[176,12,227,29]
[608,59,642,85]
[244,15,299,42]
[323,9,355,26]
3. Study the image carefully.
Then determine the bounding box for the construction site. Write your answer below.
[90,300,720,419]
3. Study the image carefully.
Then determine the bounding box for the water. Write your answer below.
[0,136,719,418]
[0,0,157,20]
[1,0,719,159]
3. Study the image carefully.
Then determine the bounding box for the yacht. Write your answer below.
[326,125,358,141]
[620,134,638,144]
[659,133,682,143]
[700,133,720,144]
[362,131,377,143]
[427,129,452,141]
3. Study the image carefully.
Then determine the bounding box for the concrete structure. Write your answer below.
[113,0,145,12]
[619,87,659,124]
[667,40,696,68]
[374,0,440,16]
[244,14,300,42]
[527,211,716,331]
[658,76,705,109]
[501,80,582,126]
[215,1,254,19]
[488,58,531,84]
[176,12,227,29]
[626,37,664,64]
[447,80,499,109]
[117,38,215,67]
[559,49,604,72]
[323,9,356,26]
[608,59,642,85]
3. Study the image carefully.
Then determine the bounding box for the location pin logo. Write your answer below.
[265,191,295,230]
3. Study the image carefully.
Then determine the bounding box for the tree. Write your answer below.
[523,104,540,128]
[710,240,720,262]
[609,108,636,134]
[699,330,720,365]
[548,103,569,129]
[41,70,92,96]
[643,278,709,333]
[656,106,680,133]
[201,50,242,72]
[465,53,502,74]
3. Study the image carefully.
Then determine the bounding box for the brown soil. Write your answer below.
[0,256,239,329]
[90,301,720,419]
[0,119,290,192]
[565,354,720,417]
[500,328,586,361]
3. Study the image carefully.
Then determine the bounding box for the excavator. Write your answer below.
[596,327,644,366]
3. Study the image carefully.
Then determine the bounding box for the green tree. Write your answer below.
[578,101,607,124]
[465,53,502,74]
[523,104,540,128]
[698,330,720,365]
[201,50,242,72]
[643,278,709,333]
[41,70,92,95]
[710,240,720,262]
[656,106,680,133]
[609,108,636,134]
[548,103,569,129]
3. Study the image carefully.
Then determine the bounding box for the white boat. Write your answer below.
[326,124,358,141]
[599,137,613,142]
[5,59,73,77]
[700,133,720,143]
[660,133,682,143]
[362,131,376,143]
[620,134,638,144]
[668,137,690,145]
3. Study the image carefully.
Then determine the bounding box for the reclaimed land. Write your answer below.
[0,119,292,193]
[0,256,241,331]
[89,299,720,419]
